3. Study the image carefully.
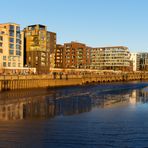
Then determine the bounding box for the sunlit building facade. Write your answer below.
[90,46,131,71]
[23,24,56,73]
[63,42,91,69]
[130,53,140,71]
[139,52,148,71]
[0,23,23,72]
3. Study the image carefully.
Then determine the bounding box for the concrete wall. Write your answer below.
[0,72,148,91]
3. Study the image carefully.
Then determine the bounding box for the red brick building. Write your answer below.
[62,42,91,69]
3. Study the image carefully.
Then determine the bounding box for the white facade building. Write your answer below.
[130,53,140,71]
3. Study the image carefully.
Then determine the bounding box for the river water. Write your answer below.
[0,81,148,148]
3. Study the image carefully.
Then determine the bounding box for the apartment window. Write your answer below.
[9,31,14,37]
[3,56,6,60]
[16,39,20,44]
[9,38,14,43]
[8,62,11,67]
[8,57,11,61]
[9,50,14,55]
[9,44,14,49]
[0,43,2,47]
[0,49,2,53]
[16,50,21,55]
[9,25,14,31]
[16,33,20,38]
[16,44,20,49]
[0,36,3,41]
[3,62,6,67]
[0,31,5,34]
[16,26,20,32]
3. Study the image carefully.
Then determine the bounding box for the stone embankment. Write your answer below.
[0,72,148,91]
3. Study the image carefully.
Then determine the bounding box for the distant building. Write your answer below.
[23,24,56,73]
[62,42,91,69]
[0,23,23,72]
[139,52,148,71]
[130,53,140,71]
[90,46,131,71]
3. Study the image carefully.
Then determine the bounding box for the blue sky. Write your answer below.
[0,0,148,52]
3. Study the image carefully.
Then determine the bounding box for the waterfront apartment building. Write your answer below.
[90,48,105,70]
[23,24,56,73]
[139,53,148,71]
[62,42,91,69]
[130,53,140,71]
[0,23,23,72]
[90,46,131,71]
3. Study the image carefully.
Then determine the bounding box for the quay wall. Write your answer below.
[0,72,148,91]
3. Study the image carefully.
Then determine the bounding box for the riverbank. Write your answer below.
[0,72,148,91]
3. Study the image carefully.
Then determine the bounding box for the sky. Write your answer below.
[0,0,148,52]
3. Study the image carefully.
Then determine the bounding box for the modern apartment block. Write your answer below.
[90,48,105,70]
[62,42,91,69]
[90,46,131,71]
[23,24,56,73]
[130,53,140,71]
[0,23,23,71]
[139,53,148,71]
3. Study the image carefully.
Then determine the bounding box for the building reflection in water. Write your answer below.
[0,93,91,121]
[0,86,148,121]
[91,87,148,108]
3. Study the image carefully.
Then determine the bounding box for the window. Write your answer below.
[0,36,3,41]
[0,31,5,34]
[9,50,14,55]
[8,62,11,67]
[9,44,14,49]
[9,25,14,31]
[16,44,20,49]
[0,49,2,53]
[0,43,2,47]
[16,33,20,38]
[16,26,20,32]
[3,56,6,60]
[16,39,20,44]
[9,38,14,43]
[3,62,6,67]
[16,50,21,55]
[9,31,14,37]
[8,57,11,61]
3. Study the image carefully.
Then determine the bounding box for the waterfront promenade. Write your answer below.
[0,71,148,91]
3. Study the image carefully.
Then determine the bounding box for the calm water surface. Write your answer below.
[0,82,148,148]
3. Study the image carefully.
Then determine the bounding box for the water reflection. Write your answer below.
[0,83,148,121]
[0,93,91,121]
